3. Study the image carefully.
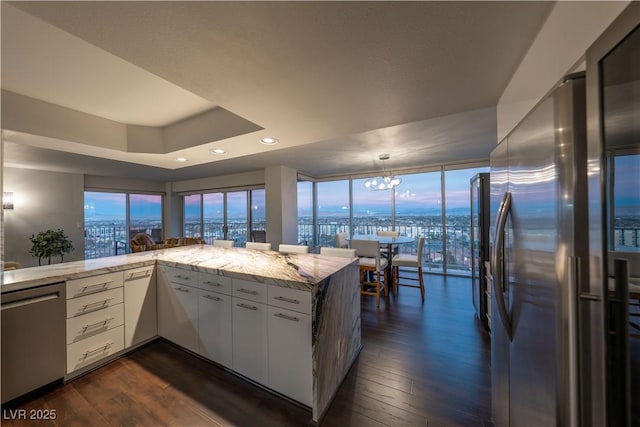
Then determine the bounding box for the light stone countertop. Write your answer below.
[1,245,357,293]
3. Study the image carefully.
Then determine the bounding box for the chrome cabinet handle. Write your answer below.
[203,281,222,287]
[82,342,113,360]
[81,298,114,312]
[236,303,258,311]
[274,296,300,304]
[81,317,114,333]
[274,312,299,322]
[80,281,112,293]
[491,191,512,341]
[204,294,222,301]
[174,287,190,293]
[237,288,258,295]
[127,270,151,280]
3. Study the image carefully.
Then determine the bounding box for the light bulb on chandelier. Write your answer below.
[364,154,401,191]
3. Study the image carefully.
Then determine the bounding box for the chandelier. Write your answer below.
[363,154,402,191]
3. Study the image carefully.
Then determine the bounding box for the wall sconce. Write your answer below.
[3,192,14,210]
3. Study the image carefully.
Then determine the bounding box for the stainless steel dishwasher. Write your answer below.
[1,282,66,404]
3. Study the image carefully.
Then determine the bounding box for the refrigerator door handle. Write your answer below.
[610,258,631,427]
[491,191,512,341]
[567,256,580,427]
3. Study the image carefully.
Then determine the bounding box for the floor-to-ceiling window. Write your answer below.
[183,188,263,247]
[316,180,350,247]
[394,171,443,269]
[250,189,266,237]
[351,177,392,235]
[203,193,224,242]
[611,153,640,252]
[297,181,314,244]
[226,191,248,246]
[444,166,489,272]
[184,194,202,238]
[84,191,163,259]
[297,163,488,275]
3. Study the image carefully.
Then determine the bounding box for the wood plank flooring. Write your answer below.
[1,274,492,426]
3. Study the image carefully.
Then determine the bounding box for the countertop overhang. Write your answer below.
[1,245,358,293]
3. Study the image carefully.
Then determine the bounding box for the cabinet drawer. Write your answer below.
[67,287,124,318]
[267,286,312,314]
[123,266,155,282]
[66,325,124,374]
[162,266,197,286]
[199,272,231,295]
[67,272,123,299]
[66,303,124,344]
[232,278,267,304]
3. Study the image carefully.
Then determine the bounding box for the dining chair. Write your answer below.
[320,247,357,258]
[278,244,309,254]
[376,229,400,258]
[392,236,425,301]
[335,232,349,248]
[251,230,267,243]
[351,239,388,307]
[213,239,235,248]
[376,230,400,237]
[246,242,272,251]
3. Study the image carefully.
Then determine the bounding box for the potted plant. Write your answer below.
[29,229,74,265]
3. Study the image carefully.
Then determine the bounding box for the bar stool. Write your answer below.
[278,244,309,254]
[213,239,235,248]
[320,247,356,258]
[335,232,349,248]
[377,229,399,259]
[392,236,425,301]
[351,239,388,307]
[246,242,272,250]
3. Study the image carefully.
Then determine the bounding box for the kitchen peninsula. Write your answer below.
[1,245,361,423]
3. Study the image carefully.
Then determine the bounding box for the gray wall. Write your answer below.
[4,167,84,267]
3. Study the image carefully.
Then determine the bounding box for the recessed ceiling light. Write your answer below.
[211,148,226,155]
[174,157,188,162]
[260,137,279,145]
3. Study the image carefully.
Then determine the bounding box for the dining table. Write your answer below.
[349,234,416,288]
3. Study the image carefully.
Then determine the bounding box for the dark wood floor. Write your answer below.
[2,274,492,426]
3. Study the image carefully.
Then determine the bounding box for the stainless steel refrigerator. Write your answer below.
[470,172,490,331]
[490,4,639,426]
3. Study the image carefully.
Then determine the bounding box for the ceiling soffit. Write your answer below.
[2,90,263,156]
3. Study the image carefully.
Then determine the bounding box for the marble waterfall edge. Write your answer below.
[311,262,361,421]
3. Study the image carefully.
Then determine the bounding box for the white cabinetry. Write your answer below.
[158,268,315,407]
[197,272,232,367]
[157,266,199,353]
[232,278,268,384]
[65,272,125,374]
[267,288,312,406]
[123,266,157,348]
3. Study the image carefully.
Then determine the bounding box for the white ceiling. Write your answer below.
[1,1,555,180]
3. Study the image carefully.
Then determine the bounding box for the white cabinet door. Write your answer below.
[232,297,268,385]
[267,306,312,406]
[157,279,199,353]
[123,267,157,348]
[198,290,232,368]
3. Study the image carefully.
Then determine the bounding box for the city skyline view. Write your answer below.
[83,160,638,261]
